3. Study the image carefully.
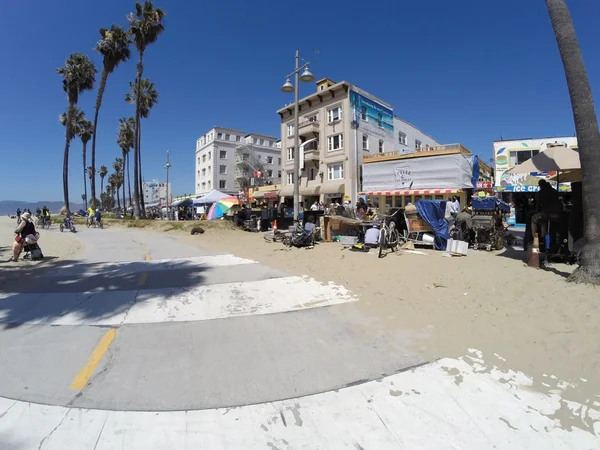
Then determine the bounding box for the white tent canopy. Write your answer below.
[193,189,230,205]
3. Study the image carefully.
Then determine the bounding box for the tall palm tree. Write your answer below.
[117,117,136,209]
[87,166,95,208]
[91,25,132,207]
[78,120,94,209]
[546,0,600,284]
[125,79,158,215]
[99,165,108,208]
[127,1,166,219]
[109,171,122,210]
[57,53,96,217]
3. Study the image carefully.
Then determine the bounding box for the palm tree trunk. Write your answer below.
[63,104,75,217]
[547,0,600,284]
[116,185,121,210]
[138,120,146,217]
[82,141,88,210]
[101,178,105,209]
[132,53,144,220]
[127,153,132,210]
[122,150,127,210]
[91,68,109,209]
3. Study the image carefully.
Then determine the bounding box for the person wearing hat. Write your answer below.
[10,211,39,261]
[364,223,381,248]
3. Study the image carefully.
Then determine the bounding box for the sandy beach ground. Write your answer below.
[0,216,82,286]
[168,223,600,409]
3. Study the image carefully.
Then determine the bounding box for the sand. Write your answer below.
[175,225,600,406]
[0,216,82,287]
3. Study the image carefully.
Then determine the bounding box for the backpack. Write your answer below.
[30,247,44,260]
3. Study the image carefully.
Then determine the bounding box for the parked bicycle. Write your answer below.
[378,210,401,258]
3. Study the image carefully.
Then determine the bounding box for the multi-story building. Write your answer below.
[195,127,281,197]
[142,179,171,207]
[277,78,439,207]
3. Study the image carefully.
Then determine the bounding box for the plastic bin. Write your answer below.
[339,236,358,245]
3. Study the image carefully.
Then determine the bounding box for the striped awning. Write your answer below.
[360,189,461,196]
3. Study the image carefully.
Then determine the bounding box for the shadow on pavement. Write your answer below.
[0,258,207,329]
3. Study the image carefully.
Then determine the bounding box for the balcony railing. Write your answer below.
[298,119,320,137]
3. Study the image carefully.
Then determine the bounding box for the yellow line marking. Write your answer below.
[70,329,117,390]
[137,272,148,286]
[145,254,151,261]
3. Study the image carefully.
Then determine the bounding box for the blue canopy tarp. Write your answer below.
[416,200,450,250]
[193,189,230,205]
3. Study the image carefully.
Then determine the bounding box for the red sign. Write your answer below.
[476,181,493,189]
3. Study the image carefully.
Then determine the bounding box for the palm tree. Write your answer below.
[546,0,600,284]
[99,165,108,208]
[90,25,132,208]
[117,117,136,209]
[78,120,94,209]
[112,158,124,211]
[57,54,96,217]
[127,1,166,219]
[109,171,122,210]
[125,79,158,215]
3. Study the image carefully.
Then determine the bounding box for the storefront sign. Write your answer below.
[264,192,279,199]
[496,185,540,193]
[476,181,493,189]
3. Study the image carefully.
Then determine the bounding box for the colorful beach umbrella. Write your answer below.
[206,196,241,220]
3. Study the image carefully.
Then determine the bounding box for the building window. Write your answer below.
[307,114,318,123]
[225,134,230,141]
[236,135,241,142]
[253,138,258,144]
[287,124,295,137]
[208,151,211,159]
[267,169,273,178]
[362,134,369,151]
[327,106,342,123]
[278,157,282,165]
[286,172,295,185]
[197,157,200,164]
[202,155,206,163]
[219,165,227,174]
[377,113,382,128]
[308,168,316,181]
[328,163,344,180]
[220,150,227,159]
[415,140,422,150]
[328,134,344,151]
[266,156,273,164]
[208,166,211,172]
[257,154,262,160]
[287,147,294,160]
[219,180,226,189]
[202,168,206,176]
[208,181,211,188]
[510,150,539,166]
[379,140,384,153]
[217,132,223,139]
[398,132,407,145]
[278,170,282,178]
[360,106,367,121]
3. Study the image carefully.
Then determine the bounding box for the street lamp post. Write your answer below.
[165,150,171,220]
[280,51,315,223]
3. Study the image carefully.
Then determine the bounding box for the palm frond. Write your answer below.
[96,25,132,73]
[57,53,97,104]
[127,1,166,53]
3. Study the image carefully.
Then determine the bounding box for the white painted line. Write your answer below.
[52,254,258,277]
[0,357,597,449]
[0,277,357,326]
[123,276,357,324]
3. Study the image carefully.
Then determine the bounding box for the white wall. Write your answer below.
[393,117,440,154]
[493,136,577,190]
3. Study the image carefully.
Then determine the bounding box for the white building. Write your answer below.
[195,127,281,197]
[493,136,578,193]
[142,180,171,207]
[277,78,439,206]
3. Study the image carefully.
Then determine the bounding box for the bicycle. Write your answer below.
[41,216,51,230]
[378,210,401,258]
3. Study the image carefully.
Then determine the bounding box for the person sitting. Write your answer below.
[10,212,39,262]
[531,180,562,243]
[304,217,316,235]
[364,224,381,248]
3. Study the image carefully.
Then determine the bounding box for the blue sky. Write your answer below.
[1,0,599,202]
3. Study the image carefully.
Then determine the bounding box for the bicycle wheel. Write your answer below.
[378,228,387,258]
[389,228,400,251]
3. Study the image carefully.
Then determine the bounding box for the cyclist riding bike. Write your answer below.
[42,206,51,227]
[87,206,95,226]
[94,209,102,228]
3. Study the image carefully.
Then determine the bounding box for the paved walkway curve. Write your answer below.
[0,226,598,448]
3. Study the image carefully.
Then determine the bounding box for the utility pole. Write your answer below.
[165,150,171,220]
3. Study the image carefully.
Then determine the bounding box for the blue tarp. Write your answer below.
[416,200,450,250]
[470,155,480,188]
[472,197,510,213]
